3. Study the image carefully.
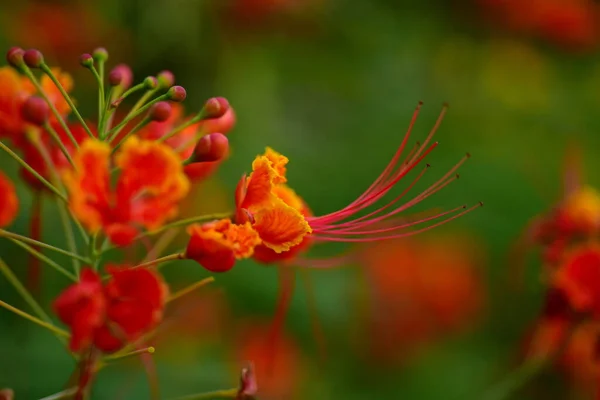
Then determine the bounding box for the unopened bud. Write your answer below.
[92,47,108,62]
[23,49,44,68]
[202,97,230,119]
[109,64,133,88]
[79,53,94,68]
[22,96,49,126]
[191,133,229,163]
[149,101,172,122]
[168,85,187,102]
[6,47,25,69]
[157,70,175,89]
[143,76,158,90]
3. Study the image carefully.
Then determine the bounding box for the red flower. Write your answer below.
[53,269,106,352]
[54,266,168,353]
[0,171,18,228]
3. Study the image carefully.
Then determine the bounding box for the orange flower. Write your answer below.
[64,137,190,246]
[356,234,485,363]
[185,219,261,272]
[234,105,475,266]
[553,243,600,316]
[0,66,32,144]
[0,171,19,228]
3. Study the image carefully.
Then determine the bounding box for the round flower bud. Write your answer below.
[143,76,158,90]
[191,133,229,163]
[22,96,50,126]
[92,47,109,62]
[203,97,230,119]
[6,47,25,69]
[109,64,133,89]
[23,49,44,68]
[79,53,94,68]
[168,86,187,102]
[157,70,175,89]
[149,101,172,122]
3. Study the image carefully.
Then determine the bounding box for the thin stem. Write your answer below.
[109,117,151,151]
[103,346,155,362]
[0,258,51,322]
[0,298,69,337]
[158,114,203,143]
[0,229,90,264]
[57,200,81,276]
[98,86,114,138]
[40,63,94,139]
[134,253,184,269]
[168,388,238,400]
[39,388,77,400]
[41,123,75,168]
[106,93,170,142]
[167,277,215,303]
[100,212,232,255]
[0,140,66,201]
[142,228,179,263]
[131,89,158,116]
[9,239,77,281]
[96,61,105,126]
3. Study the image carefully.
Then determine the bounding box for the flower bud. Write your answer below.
[6,47,25,69]
[202,97,230,119]
[22,96,49,126]
[23,49,44,68]
[149,101,172,122]
[79,53,94,68]
[168,85,187,102]
[109,64,133,88]
[157,70,175,89]
[190,133,229,163]
[143,76,158,90]
[0,388,14,400]
[92,47,109,62]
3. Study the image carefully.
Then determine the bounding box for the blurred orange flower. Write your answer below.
[357,233,486,364]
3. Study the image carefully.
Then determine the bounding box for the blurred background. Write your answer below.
[1,0,600,399]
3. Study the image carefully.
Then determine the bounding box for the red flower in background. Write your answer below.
[54,266,168,353]
[356,234,485,364]
[234,321,303,400]
[0,172,18,228]
[478,0,600,51]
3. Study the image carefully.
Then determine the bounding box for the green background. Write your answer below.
[1,0,599,399]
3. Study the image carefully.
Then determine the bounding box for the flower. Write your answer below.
[234,321,302,400]
[187,104,476,271]
[477,0,600,51]
[0,172,18,228]
[53,266,168,353]
[53,268,106,352]
[553,243,600,317]
[185,219,261,272]
[356,234,485,363]
[63,137,190,246]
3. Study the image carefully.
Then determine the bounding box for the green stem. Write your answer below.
[168,388,238,400]
[480,356,546,400]
[100,212,232,255]
[0,141,66,201]
[158,113,203,144]
[106,93,170,142]
[0,229,90,264]
[131,89,158,116]
[0,258,52,323]
[40,63,94,139]
[37,123,76,168]
[168,277,215,303]
[0,298,69,337]
[9,239,77,281]
[133,253,184,269]
[57,200,81,276]
[110,117,151,151]
[39,388,77,400]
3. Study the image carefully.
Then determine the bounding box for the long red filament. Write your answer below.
[27,192,42,296]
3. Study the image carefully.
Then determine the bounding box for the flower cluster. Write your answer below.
[0,46,475,399]
[518,149,600,394]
